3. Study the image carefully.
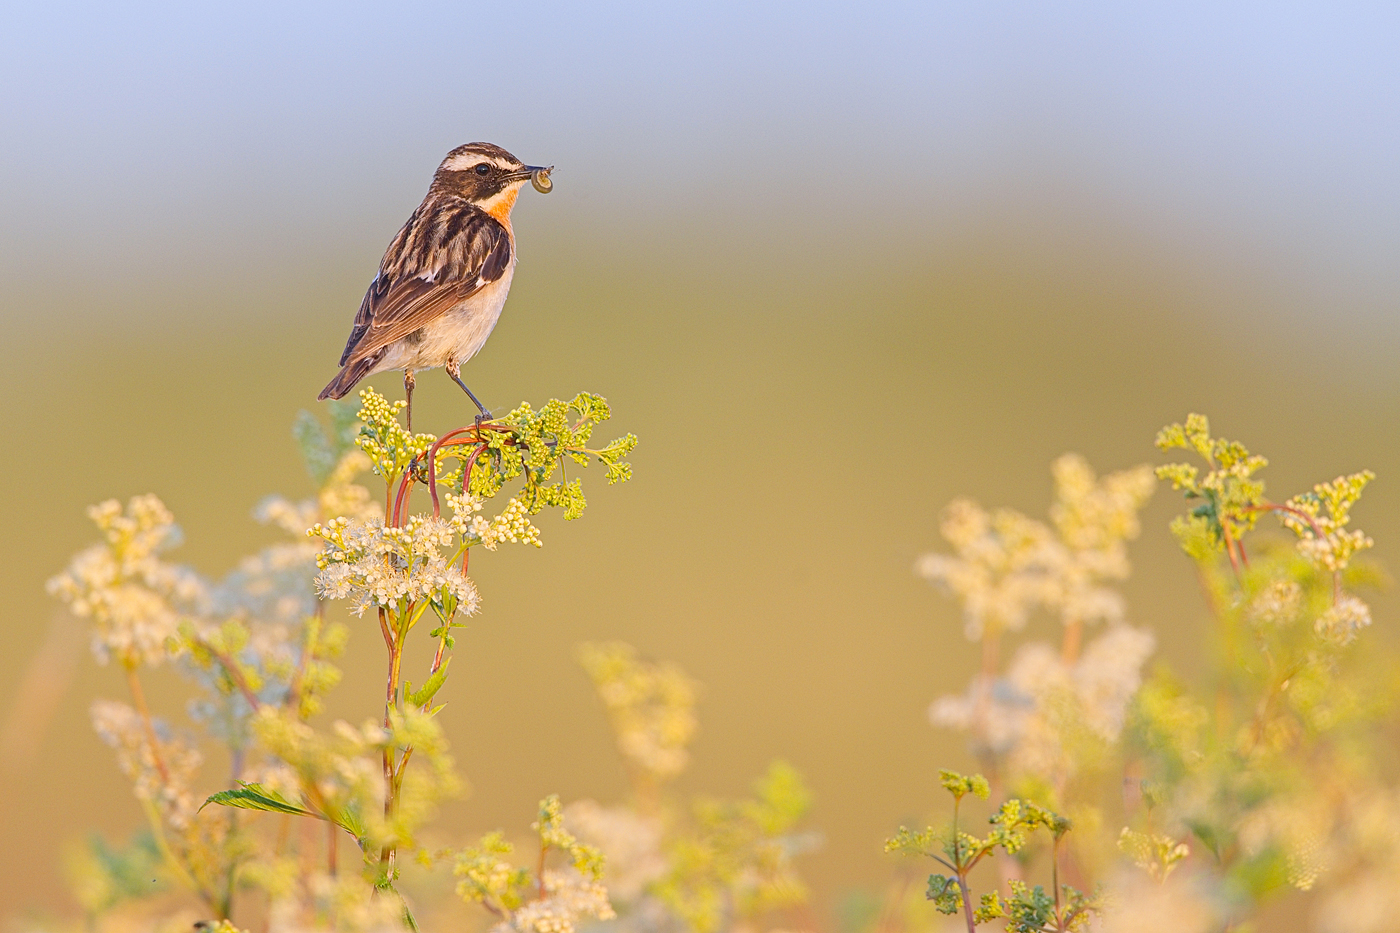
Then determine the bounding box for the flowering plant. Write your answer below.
[48,388,636,932]
[884,414,1395,933]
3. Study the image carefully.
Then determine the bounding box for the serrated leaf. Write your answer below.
[334,804,367,839]
[202,783,311,817]
[408,659,450,707]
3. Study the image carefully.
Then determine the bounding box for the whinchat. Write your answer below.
[318,142,553,426]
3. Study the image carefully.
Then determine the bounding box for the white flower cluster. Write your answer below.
[48,496,206,666]
[309,514,480,617]
[917,457,1155,640]
[916,500,1061,640]
[498,870,616,933]
[930,626,1155,781]
[1296,529,1375,573]
[563,800,666,902]
[1247,580,1304,629]
[929,675,1031,757]
[90,698,203,829]
[1315,596,1373,646]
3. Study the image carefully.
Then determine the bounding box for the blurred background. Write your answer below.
[3,1,1399,928]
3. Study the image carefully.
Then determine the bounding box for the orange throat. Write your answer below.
[483,186,520,225]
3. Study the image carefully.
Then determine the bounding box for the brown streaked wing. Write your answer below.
[337,206,511,368]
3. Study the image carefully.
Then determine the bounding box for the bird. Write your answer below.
[318,142,553,429]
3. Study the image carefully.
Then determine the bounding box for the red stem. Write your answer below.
[203,645,263,711]
[1246,502,1342,600]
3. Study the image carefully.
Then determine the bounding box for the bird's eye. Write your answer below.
[474,163,491,176]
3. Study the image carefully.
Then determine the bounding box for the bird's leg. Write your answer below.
[403,370,416,432]
[445,361,490,425]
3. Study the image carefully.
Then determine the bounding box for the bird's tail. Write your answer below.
[318,354,380,401]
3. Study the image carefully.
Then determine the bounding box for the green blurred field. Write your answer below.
[3,195,1398,927]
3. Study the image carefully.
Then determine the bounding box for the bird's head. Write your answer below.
[432,142,552,221]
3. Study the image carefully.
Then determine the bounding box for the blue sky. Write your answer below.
[2,2,1398,320]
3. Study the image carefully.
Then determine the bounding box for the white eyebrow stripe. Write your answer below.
[441,153,517,172]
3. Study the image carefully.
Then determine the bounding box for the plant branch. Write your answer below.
[124,663,171,785]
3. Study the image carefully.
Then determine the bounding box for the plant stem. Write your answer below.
[203,643,263,710]
[379,611,406,878]
[955,872,977,933]
[948,797,977,932]
[1060,619,1082,664]
[124,663,170,785]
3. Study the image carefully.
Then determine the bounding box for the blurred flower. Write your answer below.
[917,456,1155,641]
[47,495,206,666]
[563,800,666,903]
[579,643,699,784]
[1246,579,1303,629]
[916,500,1060,640]
[930,626,1154,783]
[499,869,616,933]
[1315,595,1372,646]
[1095,869,1222,933]
[90,699,202,829]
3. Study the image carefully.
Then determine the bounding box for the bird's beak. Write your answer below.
[512,165,553,193]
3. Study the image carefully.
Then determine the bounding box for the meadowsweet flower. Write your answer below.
[1280,472,1375,572]
[500,870,616,933]
[918,458,1154,640]
[1075,624,1156,740]
[563,801,666,902]
[1247,579,1304,629]
[931,626,1154,782]
[354,389,436,481]
[313,562,353,600]
[579,643,699,783]
[91,699,202,829]
[475,497,543,549]
[1315,596,1372,646]
[928,676,1033,758]
[916,500,1060,639]
[445,490,486,535]
[309,513,482,618]
[48,495,206,666]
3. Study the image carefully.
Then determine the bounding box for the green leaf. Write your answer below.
[334,803,367,839]
[202,783,311,817]
[407,658,451,708]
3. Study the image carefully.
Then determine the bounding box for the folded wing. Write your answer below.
[336,203,513,371]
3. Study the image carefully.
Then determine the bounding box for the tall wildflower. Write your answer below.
[49,388,636,931]
[566,645,818,933]
[918,455,1157,799]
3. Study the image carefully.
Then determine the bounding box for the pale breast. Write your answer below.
[377,263,517,373]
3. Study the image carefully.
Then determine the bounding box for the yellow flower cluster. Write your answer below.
[1282,471,1376,572]
[917,455,1156,640]
[578,643,699,783]
[47,495,205,667]
[454,800,615,933]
